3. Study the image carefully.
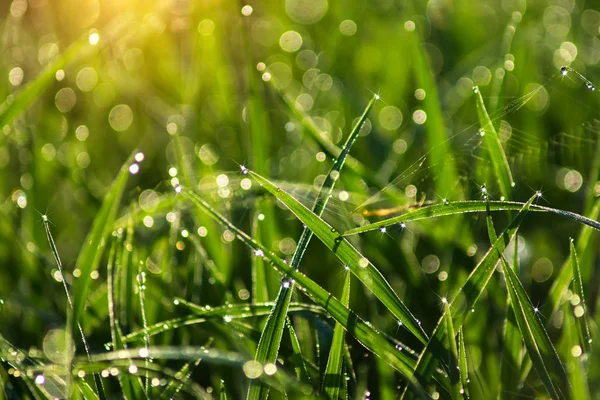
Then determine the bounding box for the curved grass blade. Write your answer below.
[71,152,134,330]
[501,255,570,399]
[473,86,515,199]
[569,240,592,355]
[247,95,377,400]
[248,171,428,344]
[182,188,427,396]
[322,271,350,399]
[344,199,600,236]
[401,195,535,398]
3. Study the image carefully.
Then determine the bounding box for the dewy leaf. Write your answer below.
[344,200,600,236]
[322,271,351,399]
[401,195,536,398]
[501,255,570,399]
[248,171,428,345]
[473,86,515,199]
[182,188,427,397]
[71,152,134,329]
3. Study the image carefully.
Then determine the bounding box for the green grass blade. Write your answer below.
[344,199,600,236]
[563,302,591,400]
[409,29,461,200]
[458,329,470,399]
[322,271,350,399]
[569,240,592,355]
[71,153,134,331]
[159,358,203,399]
[248,95,377,400]
[248,171,428,344]
[0,16,130,128]
[548,199,600,316]
[442,302,461,399]
[77,378,99,400]
[286,318,311,384]
[473,86,515,199]
[182,188,426,396]
[501,256,570,399]
[499,238,523,400]
[402,195,535,398]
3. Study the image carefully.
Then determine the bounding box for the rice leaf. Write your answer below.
[322,271,350,399]
[473,86,515,199]
[501,255,570,399]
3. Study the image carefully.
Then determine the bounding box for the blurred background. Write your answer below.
[1,0,600,397]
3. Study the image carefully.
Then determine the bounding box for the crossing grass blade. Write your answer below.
[247,95,377,400]
[569,240,592,355]
[321,271,350,399]
[343,199,600,236]
[120,302,325,343]
[473,86,515,199]
[182,188,427,397]
[501,254,570,399]
[71,153,134,332]
[401,195,535,398]
[159,357,203,399]
[248,170,428,345]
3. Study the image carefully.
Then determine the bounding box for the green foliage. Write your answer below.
[1,1,600,399]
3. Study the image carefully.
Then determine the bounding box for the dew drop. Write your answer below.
[473,86,479,94]
[560,66,568,76]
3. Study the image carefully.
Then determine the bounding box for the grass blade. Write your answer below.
[457,329,470,399]
[473,86,515,199]
[569,240,592,355]
[248,170,428,344]
[501,255,570,399]
[71,153,133,330]
[286,318,311,384]
[247,95,377,400]
[401,195,535,398]
[442,301,461,399]
[409,28,461,201]
[182,188,427,396]
[563,302,591,400]
[322,271,350,399]
[548,199,600,316]
[344,199,600,236]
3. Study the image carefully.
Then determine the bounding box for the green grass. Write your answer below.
[1,1,600,399]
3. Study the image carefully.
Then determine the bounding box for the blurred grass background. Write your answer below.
[1,0,600,398]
